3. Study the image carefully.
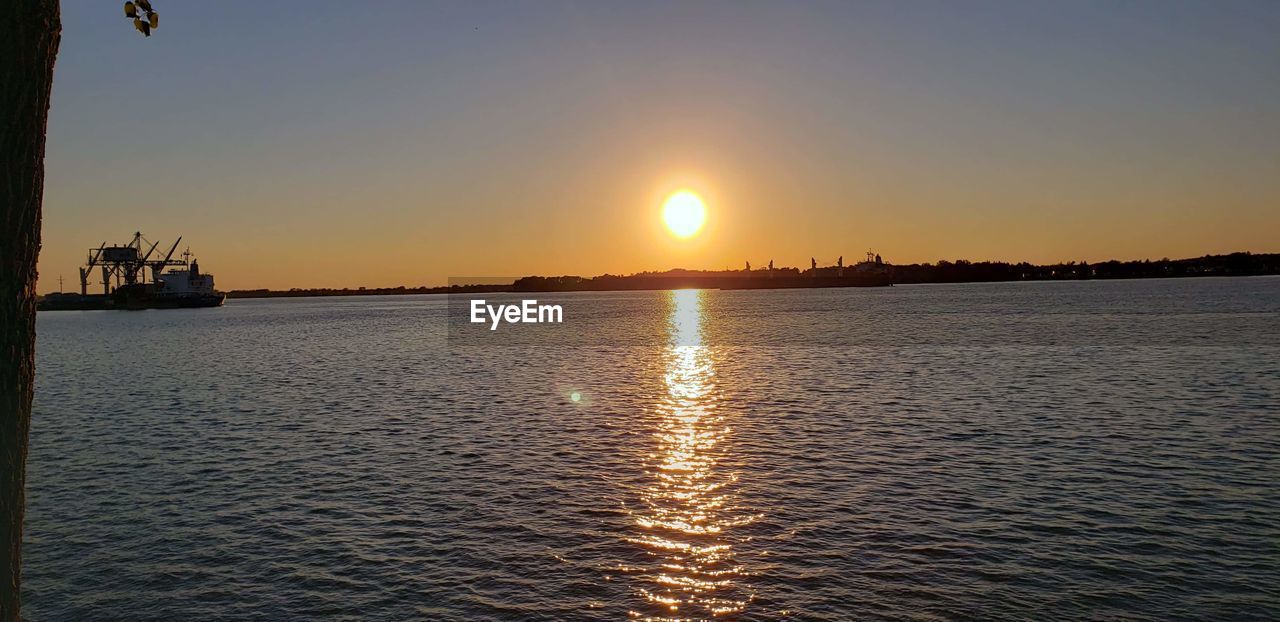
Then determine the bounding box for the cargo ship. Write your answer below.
[38,232,225,311]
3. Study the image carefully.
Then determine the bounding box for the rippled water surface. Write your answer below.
[26,278,1280,620]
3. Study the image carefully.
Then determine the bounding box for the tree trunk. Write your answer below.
[0,1,60,619]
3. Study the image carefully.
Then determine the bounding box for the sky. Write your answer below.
[38,0,1280,291]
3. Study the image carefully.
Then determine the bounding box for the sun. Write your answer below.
[662,190,707,239]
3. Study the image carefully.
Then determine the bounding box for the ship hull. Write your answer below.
[38,292,226,311]
[37,294,114,311]
[120,290,225,310]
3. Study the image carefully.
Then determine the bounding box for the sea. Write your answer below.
[24,277,1280,620]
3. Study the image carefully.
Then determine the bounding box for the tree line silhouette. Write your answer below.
[223,252,1279,298]
[889,252,1279,284]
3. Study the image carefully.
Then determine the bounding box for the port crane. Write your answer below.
[78,232,187,295]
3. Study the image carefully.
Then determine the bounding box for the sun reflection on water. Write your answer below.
[624,289,755,620]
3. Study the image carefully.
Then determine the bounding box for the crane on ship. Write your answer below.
[78,232,188,295]
[77,243,105,295]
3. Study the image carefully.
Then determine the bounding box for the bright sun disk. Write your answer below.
[662,191,706,239]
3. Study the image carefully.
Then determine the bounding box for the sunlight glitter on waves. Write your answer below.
[625,535,733,554]
[654,574,734,590]
[660,563,748,578]
[637,495,739,516]
[620,289,757,619]
[635,517,722,534]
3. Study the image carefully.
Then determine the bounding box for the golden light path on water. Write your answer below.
[626,289,756,620]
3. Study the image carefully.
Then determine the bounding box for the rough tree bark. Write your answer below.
[1,1,61,619]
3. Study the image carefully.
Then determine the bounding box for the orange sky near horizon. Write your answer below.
[33,2,1280,293]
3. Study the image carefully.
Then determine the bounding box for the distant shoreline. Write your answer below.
[221,252,1278,299]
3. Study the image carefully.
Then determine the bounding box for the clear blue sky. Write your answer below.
[40,1,1280,290]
